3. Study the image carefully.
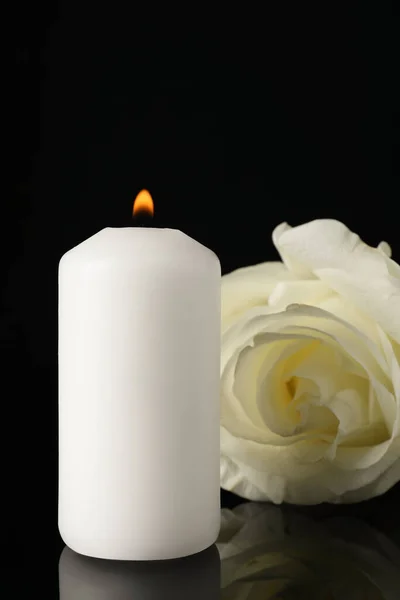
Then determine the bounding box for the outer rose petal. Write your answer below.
[221,262,293,331]
[273,220,400,343]
[338,452,400,503]
[220,428,400,504]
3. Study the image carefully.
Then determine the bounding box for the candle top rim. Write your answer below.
[60,227,220,268]
[106,227,176,231]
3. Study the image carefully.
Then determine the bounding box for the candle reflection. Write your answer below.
[59,544,220,600]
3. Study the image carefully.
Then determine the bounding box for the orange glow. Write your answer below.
[132,189,154,217]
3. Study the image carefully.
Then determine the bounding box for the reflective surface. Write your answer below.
[218,502,400,599]
[59,543,220,599]
[54,501,400,599]
[10,496,400,598]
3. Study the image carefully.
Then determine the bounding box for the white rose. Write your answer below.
[220,219,400,504]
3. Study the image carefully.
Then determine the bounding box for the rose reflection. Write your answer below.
[217,503,400,599]
[59,544,220,599]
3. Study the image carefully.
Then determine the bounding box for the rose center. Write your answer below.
[285,375,299,401]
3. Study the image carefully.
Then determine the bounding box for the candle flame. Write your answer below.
[133,189,154,218]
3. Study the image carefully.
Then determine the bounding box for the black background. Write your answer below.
[8,1,398,592]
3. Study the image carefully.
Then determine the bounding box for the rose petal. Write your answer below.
[338,451,400,502]
[272,222,316,278]
[221,262,293,331]
[221,426,400,504]
[378,241,392,257]
[267,279,333,309]
[272,219,400,343]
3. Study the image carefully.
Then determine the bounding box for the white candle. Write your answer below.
[58,226,221,560]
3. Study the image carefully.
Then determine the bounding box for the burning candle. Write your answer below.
[58,191,221,560]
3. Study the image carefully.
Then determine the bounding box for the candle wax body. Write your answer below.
[58,228,221,560]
